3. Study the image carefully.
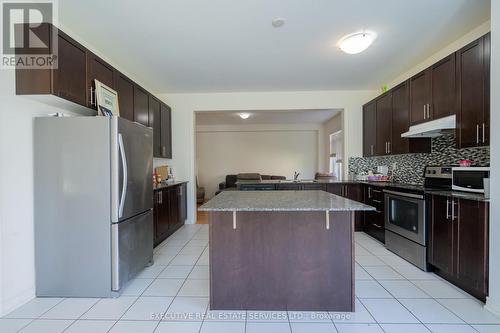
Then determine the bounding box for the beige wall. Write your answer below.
[196,123,320,198]
[158,90,376,224]
[320,113,343,174]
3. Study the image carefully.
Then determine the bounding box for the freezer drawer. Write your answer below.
[112,210,154,291]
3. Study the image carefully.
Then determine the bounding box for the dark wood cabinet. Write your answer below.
[456,34,490,148]
[363,101,377,157]
[391,82,410,154]
[326,183,363,231]
[160,103,172,158]
[409,69,431,125]
[429,195,454,275]
[134,86,149,126]
[430,54,456,120]
[149,96,161,157]
[16,25,88,107]
[375,93,392,155]
[87,53,115,110]
[15,23,174,158]
[154,183,188,247]
[54,32,88,106]
[114,72,135,121]
[363,185,385,243]
[429,194,489,301]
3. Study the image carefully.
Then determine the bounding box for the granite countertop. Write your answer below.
[234,179,489,202]
[198,190,376,212]
[153,181,188,191]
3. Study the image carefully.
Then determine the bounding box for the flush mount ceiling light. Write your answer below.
[272,18,286,28]
[239,113,251,119]
[338,31,376,54]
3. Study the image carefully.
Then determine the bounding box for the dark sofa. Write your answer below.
[217,173,286,194]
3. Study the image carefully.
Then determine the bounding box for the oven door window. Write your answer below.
[388,197,419,234]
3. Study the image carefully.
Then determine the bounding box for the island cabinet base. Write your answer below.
[209,211,355,312]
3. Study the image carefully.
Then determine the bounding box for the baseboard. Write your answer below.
[485,297,500,317]
[0,287,35,317]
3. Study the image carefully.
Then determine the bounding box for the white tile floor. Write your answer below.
[2,225,500,333]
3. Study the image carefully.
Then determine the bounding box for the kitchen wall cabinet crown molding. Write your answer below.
[363,32,490,156]
[15,23,172,158]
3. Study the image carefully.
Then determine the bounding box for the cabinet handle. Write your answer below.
[388,142,391,153]
[451,199,455,221]
[482,123,485,143]
[427,104,431,119]
[446,199,450,220]
[344,185,348,197]
[476,124,480,145]
[371,145,374,156]
[372,199,383,204]
[159,191,162,204]
[423,105,426,119]
[162,146,166,157]
[89,87,95,106]
[368,187,372,199]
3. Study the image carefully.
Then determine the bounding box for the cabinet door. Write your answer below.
[168,187,180,231]
[149,96,161,157]
[483,33,490,146]
[391,81,410,154]
[456,36,486,148]
[53,31,87,106]
[429,195,454,275]
[326,184,343,196]
[376,93,392,155]
[345,184,362,201]
[409,69,431,125]
[134,86,149,126]
[160,103,172,158]
[456,199,488,296]
[155,190,169,241]
[87,53,114,110]
[114,72,134,121]
[178,184,187,224]
[363,101,377,157]
[431,54,456,120]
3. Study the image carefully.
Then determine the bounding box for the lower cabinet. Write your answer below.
[429,194,489,301]
[326,184,364,231]
[154,183,188,247]
[363,185,385,243]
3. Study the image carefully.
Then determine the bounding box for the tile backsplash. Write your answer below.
[348,134,490,184]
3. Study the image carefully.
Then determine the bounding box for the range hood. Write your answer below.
[401,114,456,138]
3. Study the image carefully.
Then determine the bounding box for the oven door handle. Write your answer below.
[384,189,424,200]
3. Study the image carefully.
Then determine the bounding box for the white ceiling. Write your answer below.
[195,110,341,125]
[59,0,490,93]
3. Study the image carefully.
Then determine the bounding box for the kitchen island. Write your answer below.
[198,190,374,311]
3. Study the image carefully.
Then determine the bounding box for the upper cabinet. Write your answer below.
[456,33,490,148]
[409,69,431,125]
[87,53,115,110]
[114,72,135,121]
[375,92,393,156]
[160,103,172,158]
[362,101,377,157]
[391,82,410,154]
[134,85,149,126]
[15,23,174,159]
[364,32,490,155]
[409,54,456,125]
[430,54,456,120]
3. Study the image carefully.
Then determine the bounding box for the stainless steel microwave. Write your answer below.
[452,167,490,193]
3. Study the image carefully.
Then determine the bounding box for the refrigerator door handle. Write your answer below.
[118,133,128,219]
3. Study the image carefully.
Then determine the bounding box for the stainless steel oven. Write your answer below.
[384,189,428,271]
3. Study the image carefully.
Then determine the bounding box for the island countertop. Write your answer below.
[198,190,375,212]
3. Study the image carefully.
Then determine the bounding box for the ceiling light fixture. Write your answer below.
[272,18,286,28]
[338,31,376,54]
[239,113,251,119]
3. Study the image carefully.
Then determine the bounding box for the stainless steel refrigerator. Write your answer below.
[34,116,153,297]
